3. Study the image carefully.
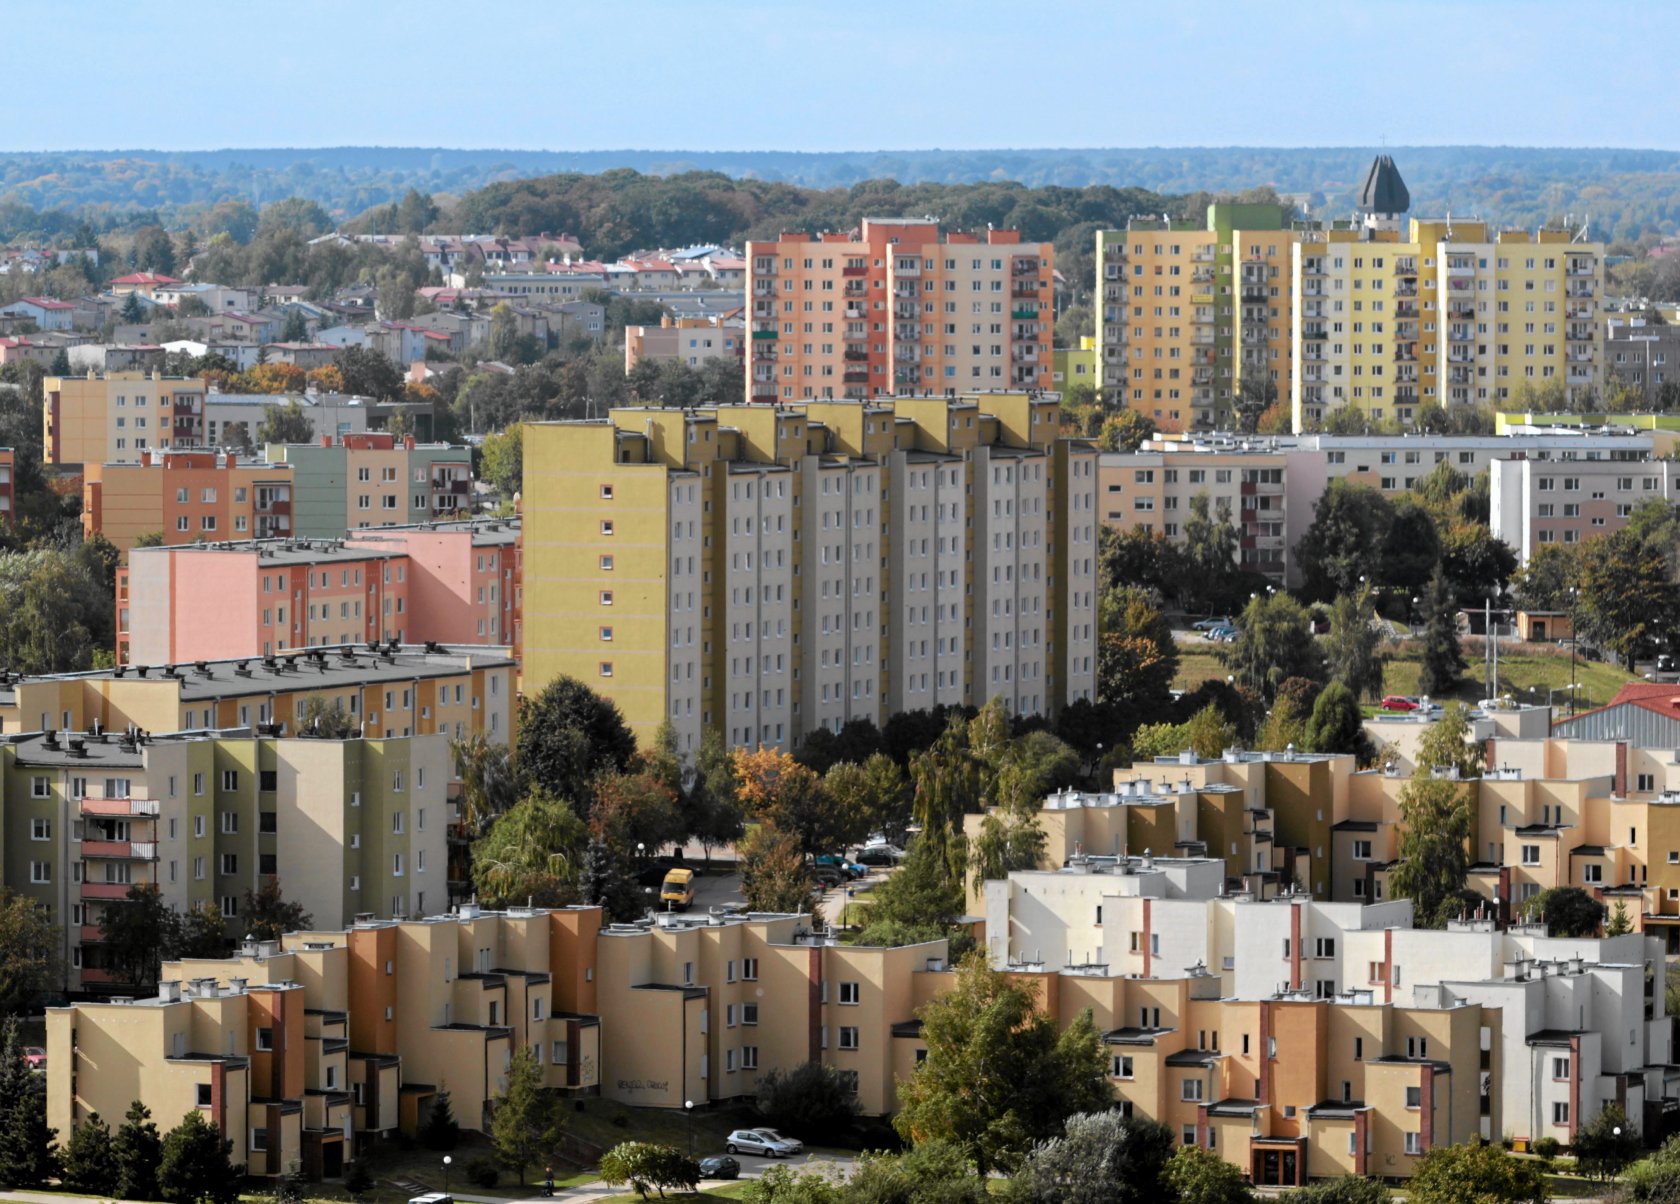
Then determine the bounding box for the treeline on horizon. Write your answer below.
[0,144,1679,244]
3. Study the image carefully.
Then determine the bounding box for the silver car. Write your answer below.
[725,1128,805,1157]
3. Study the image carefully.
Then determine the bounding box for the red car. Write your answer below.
[1380,695,1419,712]
[21,1047,45,1071]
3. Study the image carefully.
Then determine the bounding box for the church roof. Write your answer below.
[1358,155,1410,215]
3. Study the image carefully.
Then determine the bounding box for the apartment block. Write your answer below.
[521,393,1098,755]
[44,371,209,467]
[1606,319,1680,406]
[1098,446,1288,579]
[744,219,1053,403]
[1490,455,1675,564]
[117,519,519,664]
[1291,219,1604,432]
[0,643,515,744]
[624,314,743,372]
[1095,203,1301,432]
[266,434,474,537]
[2,725,452,992]
[83,449,295,552]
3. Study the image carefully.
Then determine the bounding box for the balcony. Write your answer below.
[1241,285,1268,302]
[1191,269,1215,285]
[843,348,868,362]
[752,281,776,297]
[1011,308,1039,321]
[893,302,918,320]
[893,261,921,278]
[80,798,161,818]
[1395,303,1418,318]
[1192,331,1216,346]
[892,282,918,300]
[752,300,775,319]
[843,370,869,384]
[844,305,868,320]
[82,881,145,901]
[842,266,868,278]
[751,391,778,404]
[82,840,158,860]
[1567,283,1597,298]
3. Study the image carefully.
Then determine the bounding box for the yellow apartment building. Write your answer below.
[44,371,209,467]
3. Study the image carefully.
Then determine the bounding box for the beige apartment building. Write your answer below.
[624,314,743,372]
[44,371,209,467]
[1490,455,1676,564]
[522,393,1098,754]
[744,219,1053,403]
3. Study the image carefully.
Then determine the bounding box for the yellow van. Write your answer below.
[660,867,696,911]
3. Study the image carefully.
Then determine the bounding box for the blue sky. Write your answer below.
[14,0,1675,151]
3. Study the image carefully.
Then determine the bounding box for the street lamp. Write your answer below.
[1568,586,1580,715]
[1548,684,1580,712]
[442,1155,452,1194]
[685,1099,695,1157]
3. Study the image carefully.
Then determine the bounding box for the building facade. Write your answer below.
[44,371,209,467]
[745,220,1053,403]
[522,394,1098,754]
[1490,456,1676,564]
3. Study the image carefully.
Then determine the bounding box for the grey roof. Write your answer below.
[1359,155,1410,215]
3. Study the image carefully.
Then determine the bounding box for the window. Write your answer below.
[220,853,237,875]
[30,776,47,799]
[1521,845,1541,865]
[1113,1055,1134,1079]
[220,811,238,834]
[1553,1056,1571,1079]
[221,770,239,791]
[29,861,50,884]
[1314,938,1335,958]
[742,1003,758,1026]
[839,981,860,1005]
[742,957,759,980]
[1352,839,1372,860]
[1405,1132,1422,1155]
[1406,1086,1421,1108]
[255,1027,274,1051]
[196,1084,213,1107]
[742,1045,759,1070]
[838,1026,859,1051]
[1181,1078,1204,1101]
[30,818,49,841]
[1553,1102,1570,1126]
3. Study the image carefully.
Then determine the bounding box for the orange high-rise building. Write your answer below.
[745,219,1053,403]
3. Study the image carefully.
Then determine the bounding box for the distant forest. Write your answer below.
[0,145,1679,243]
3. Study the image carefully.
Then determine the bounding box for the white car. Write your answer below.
[725,1128,805,1157]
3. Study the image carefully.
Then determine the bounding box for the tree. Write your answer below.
[1579,526,1678,671]
[1234,374,1276,436]
[739,823,811,913]
[599,1141,700,1200]
[795,718,885,776]
[1223,592,1323,700]
[732,746,855,855]
[0,889,61,1014]
[590,770,685,861]
[1178,493,1240,614]
[157,1109,240,1204]
[334,346,405,400]
[846,1140,985,1204]
[1573,1102,1639,1180]
[1388,754,1474,929]
[1417,565,1466,699]
[894,954,1108,1175]
[909,715,985,882]
[257,398,314,446]
[1382,497,1444,595]
[578,837,643,921]
[1098,586,1179,719]
[1321,586,1386,702]
[755,1062,860,1141]
[113,1100,163,1202]
[516,676,638,811]
[1405,1141,1545,1204]
[169,902,230,958]
[297,696,357,737]
[1440,522,1517,608]
[97,882,173,987]
[0,550,110,675]
[1007,1111,1175,1204]
[452,734,517,839]
[1303,681,1372,761]
[480,424,523,496]
[824,754,910,849]
[491,1046,564,1186]
[472,789,589,908]
[120,290,146,322]
[1523,886,1605,937]
[59,1111,115,1195]
[418,1089,459,1151]
[242,878,312,942]
[1608,899,1634,936]
[687,729,745,861]
[1164,1145,1256,1204]
[1297,481,1394,602]
[859,839,966,948]
[1097,410,1156,452]
[0,1019,56,1189]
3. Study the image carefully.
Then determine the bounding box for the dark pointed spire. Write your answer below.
[1358,154,1410,215]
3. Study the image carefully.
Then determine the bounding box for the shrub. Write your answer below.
[1531,1136,1561,1163]
[599,1141,700,1200]
[755,1061,860,1140]
[466,1157,500,1188]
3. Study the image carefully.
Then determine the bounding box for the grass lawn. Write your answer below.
[598,1185,756,1203]
[564,1095,762,1159]
[1174,640,1638,714]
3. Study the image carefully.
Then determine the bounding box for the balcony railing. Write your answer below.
[80,798,161,818]
[82,840,158,860]
[82,881,146,901]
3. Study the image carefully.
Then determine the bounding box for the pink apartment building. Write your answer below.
[117,518,519,665]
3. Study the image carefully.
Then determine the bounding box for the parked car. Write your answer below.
[726,1129,805,1157]
[699,1155,741,1180]
[810,865,845,889]
[1192,616,1233,632]
[1380,695,1420,712]
[20,1047,45,1071]
[815,854,867,879]
[1204,624,1236,641]
[1658,653,1677,674]
[855,844,907,866]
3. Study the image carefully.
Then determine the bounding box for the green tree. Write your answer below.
[418,1089,459,1151]
[1622,1135,1680,1202]
[1234,374,1277,436]
[1297,481,1395,602]
[1164,1145,1256,1204]
[1223,591,1324,700]
[1178,493,1240,613]
[97,882,173,987]
[600,1141,701,1200]
[1303,681,1372,760]
[480,424,523,496]
[823,754,910,850]
[1579,526,1678,671]
[589,769,685,860]
[1097,410,1156,452]
[1608,899,1634,936]
[1098,586,1179,719]
[168,901,230,958]
[577,837,642,922]
[256,398,314,446]
[1321,585,1386,702]
[857,839,965,948]
[491,1046,564,1186]
[451,733,517,839]
[1388,724,1476,929]
[687,729,745,861]
[242,878,312,942]
[909,716,985,883]
[113,1100,163,1201]
[472,789,589,908]
[846,1140,985,1204]
[1512,542,1582,613]
[754,1062,860,1141]
[1573,1102,1639,1180]
[1417,565,1466,698]
[1405,1141,1545,1204]
[0,889,61,1015]
[279,308,310,343]
[516,676,639,811]
[739,823,811,913]
[297,696,357,737]
[157,1109,240,1204]
[334,346,405,401]
[732,746,855,855]
[1440,522,1518,608]
[59,1111,115,1195]
[1522,886,1606,937]
[1382,496,1444,594]
[1007,1111,1175,1204]
[894,954,1108,1174]
[0,1018,56,1189]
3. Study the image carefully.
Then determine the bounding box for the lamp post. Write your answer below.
[1568,586,1580,715]
[1548,684,1580,714]
[685,1098,695,1157]
[442,1155,452,1194]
